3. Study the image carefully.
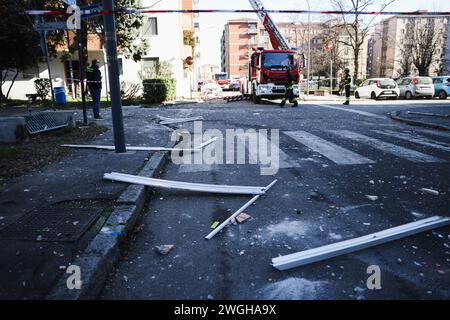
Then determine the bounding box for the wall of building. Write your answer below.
[4,0,194,100]
[372,15,450,78]
[445,22,450,75]
[221,19,259,79]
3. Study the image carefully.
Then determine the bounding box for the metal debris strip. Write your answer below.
[157,115,204,125]
[205,180,278,240]
[103,172,269,195]
[0,208,101,242]
[24,112,69,134]
[224,94,252,103]
[61,137,218,152]
[272,216,450,271]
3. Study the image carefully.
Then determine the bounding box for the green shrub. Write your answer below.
[34,78,51,101]
[142,78,176,104]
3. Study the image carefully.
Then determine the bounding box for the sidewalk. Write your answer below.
[390,106,450,131]
[0,106,172,299]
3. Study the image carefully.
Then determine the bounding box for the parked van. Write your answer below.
[396,77,434,99]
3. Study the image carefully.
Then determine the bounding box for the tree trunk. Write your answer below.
[6,69,19,100]
[0,69,9,106]
[353,45,360,82]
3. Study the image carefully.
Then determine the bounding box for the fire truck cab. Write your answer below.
[246,49,302,103]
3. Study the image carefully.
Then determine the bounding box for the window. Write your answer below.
[141,57,159,77]
[142,17,158,36]
[433,78,443,84]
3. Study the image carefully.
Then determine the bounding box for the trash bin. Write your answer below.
[54,86,67,105]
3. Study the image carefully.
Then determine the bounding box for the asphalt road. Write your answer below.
[101,99,450,300]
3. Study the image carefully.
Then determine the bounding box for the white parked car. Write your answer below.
[354,78,400,100]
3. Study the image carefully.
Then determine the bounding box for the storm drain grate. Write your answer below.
[0,208,101,242]
[24,112,68,135]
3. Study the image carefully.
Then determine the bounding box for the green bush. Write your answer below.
[34,78,51,101]
[142,78,176,104]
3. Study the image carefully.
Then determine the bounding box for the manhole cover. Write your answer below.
[0,208,101,242]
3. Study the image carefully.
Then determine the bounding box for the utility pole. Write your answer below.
[102,0,126,153]
[76,26,87,124]
[306,0,311,97]
[38,17,55,104]
[66,30,75,99]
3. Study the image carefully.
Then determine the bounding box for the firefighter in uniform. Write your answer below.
[280,67,298,108]
[86,59,103,119]
[343,68,351,105]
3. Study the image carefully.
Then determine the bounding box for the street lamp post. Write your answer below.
[306,0,311,96]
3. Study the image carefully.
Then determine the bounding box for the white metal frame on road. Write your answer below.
[61,137,217,152]
[205,179,278,240]
[158,116,204,125]
[272,216,450,271]
[104,172,269,195]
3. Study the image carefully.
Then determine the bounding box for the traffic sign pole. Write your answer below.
[37,17,55,104]
[102,0,126,153]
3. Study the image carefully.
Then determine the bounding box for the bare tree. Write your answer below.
[404,18,445,76]
[331,0,396,81]
[395,30,413,77]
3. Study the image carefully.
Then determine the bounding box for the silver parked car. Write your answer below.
[396,76,434,99]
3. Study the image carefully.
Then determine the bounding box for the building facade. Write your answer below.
[221,18,260,79]
[3,0,196,100]
[370,15,450,78]
[220,19,368,81]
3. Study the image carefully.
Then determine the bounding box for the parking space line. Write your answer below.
[314,104,386,119]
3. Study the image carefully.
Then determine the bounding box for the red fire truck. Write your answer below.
[241,0,305,104]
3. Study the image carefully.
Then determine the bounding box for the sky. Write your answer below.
[196,0,450,66]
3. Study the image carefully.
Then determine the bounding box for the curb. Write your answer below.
[46,141,175,299]
[389,111,450,131]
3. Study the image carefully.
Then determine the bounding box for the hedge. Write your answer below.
[142,78,176,104]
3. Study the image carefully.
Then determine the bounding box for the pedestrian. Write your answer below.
[280,67,298,108]
[86,59,103,119]
[343,68,351,105]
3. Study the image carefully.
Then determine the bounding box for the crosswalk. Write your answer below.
[331,130,445,163]
[176,129,450,173]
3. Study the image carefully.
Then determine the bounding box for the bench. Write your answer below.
[25,94,39,103]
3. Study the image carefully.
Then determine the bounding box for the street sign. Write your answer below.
[62,0,76,5]
[185,56,194,65]
[81,4,103,19]
[35,21,69,31]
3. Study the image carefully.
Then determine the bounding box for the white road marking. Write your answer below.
[314,104,386,119]
[374,130,450,152]
[236,132,300,169]
[332,130,445,163]
[417,129,450,139]
[284,131,375,165]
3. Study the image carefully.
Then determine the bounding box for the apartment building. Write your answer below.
[370,15,450,78]
[221,18,260,78]
[4,0,195,100]
[221,19,368,80]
